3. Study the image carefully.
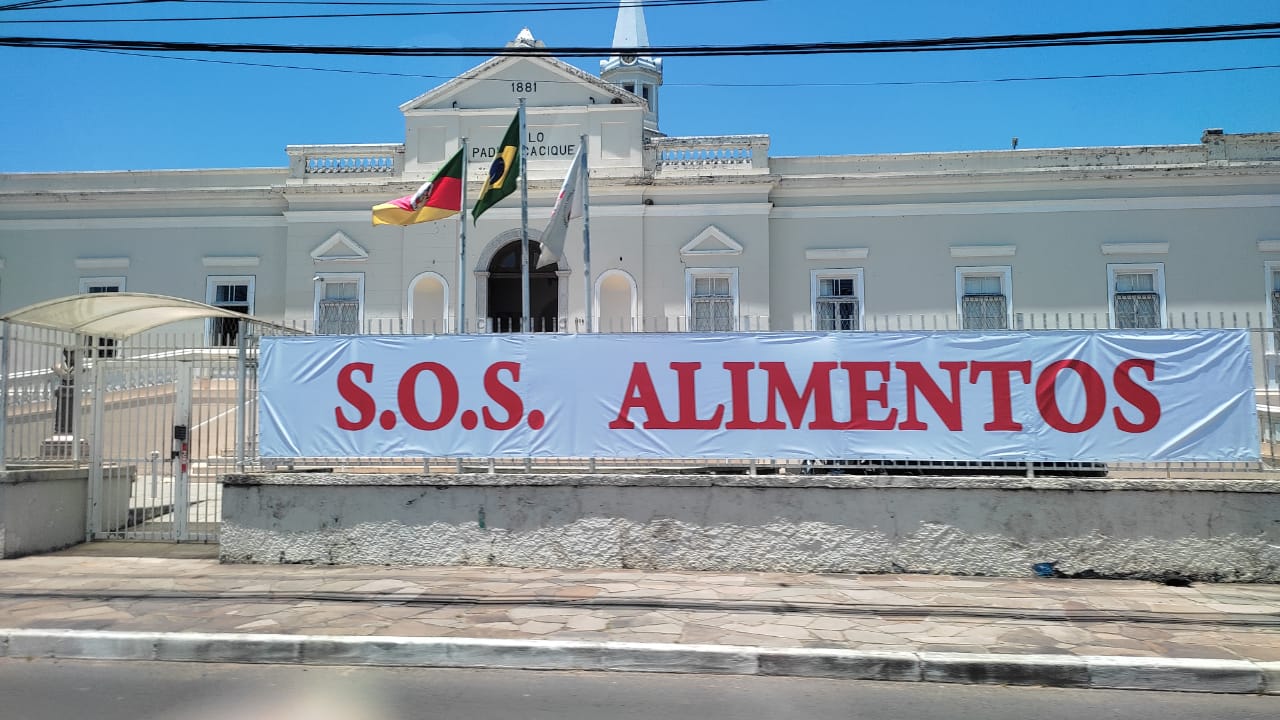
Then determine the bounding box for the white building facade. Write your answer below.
[2,8,1279,344]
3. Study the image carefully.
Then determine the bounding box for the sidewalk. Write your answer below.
[1,542,1277,694]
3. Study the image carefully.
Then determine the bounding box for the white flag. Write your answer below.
[537,145,586,269]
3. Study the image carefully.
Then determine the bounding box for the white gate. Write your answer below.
[88,339,252,542]
[0,321,256,543]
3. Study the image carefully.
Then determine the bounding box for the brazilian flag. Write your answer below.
[472,113,521,221]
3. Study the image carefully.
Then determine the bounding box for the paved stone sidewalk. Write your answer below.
[1,546,1277,664]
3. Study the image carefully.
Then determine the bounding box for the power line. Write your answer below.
[5,0,732,7]
[83,47,1280,89]
[3,22,1279,55]
[0,0,761,20]
[0,0,67,10]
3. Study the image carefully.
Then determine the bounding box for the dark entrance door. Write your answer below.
[487,240,559,332]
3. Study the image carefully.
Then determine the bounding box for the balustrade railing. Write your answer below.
[650,135,770,174]
[287,144,405,179]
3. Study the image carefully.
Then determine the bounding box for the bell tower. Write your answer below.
[600,0,663,131]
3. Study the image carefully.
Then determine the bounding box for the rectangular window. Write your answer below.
[1108,263,1165,329]
[686,269,738,332]
[78,277,123,356]
[206,276,255,346]
[956,267,1011,330]
[314,273,364,335]
[79,276,124,294]
[812,270,863,331]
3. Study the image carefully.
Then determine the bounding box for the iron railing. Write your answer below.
[5,312,1280,544]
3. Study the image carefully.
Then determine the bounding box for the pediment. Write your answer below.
[401,54,642,112]
[311,231,368,262]
[680,226,744,257]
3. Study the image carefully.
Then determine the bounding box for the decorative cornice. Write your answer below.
[680,225,743,256]
[1100,242,1169,256]
[74,257,130,270]
[950,245,1016,258]
[311,231,369,262]
[806,248,869,261]
[202,256,261,268]
[283,210,376,223]
[1258,239,1280,252]
[0,216,286,231]
[400,46,636,113]
[770,194,1280,219]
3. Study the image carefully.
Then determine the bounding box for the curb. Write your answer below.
[3,629,1274,695]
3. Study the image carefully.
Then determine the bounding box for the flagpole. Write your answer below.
[458,137,469,334]
[580,134,593,334]
[518,98,530,333]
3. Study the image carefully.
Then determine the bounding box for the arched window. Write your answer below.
[596,270,637,332]
[408,272,449,334]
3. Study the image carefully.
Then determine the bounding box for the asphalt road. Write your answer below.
[2,659,1275,720]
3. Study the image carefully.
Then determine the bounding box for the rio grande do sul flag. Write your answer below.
[371,148,464,226]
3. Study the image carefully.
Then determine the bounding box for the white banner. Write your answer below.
[258,331,1258,462]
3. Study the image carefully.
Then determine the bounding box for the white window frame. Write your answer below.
[77,277,124,356]
[685,268,739,332]
[810,269,864,332]
[206,275,256,345]
[313,272,365,335]
[955,266,1012,330]
[1264,261,1280,354]
[79,276,125,294]
[1107,262,1166,329]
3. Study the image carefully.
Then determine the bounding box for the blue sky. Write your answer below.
[0,0,1277,172]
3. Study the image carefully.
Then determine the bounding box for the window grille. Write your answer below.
[1114,272,1160,328]
[317,280,360,335]
[961,295,1008,330]
[960,276,1007,329]
[691,276,733,331]
[1270,290,1280,349]
[1113,293,1160,329]
[816,277,859,331]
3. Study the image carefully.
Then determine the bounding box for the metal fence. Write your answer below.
[0,322,265,543]
[4,313,1278,543]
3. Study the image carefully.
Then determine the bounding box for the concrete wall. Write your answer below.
[2,118,1276,333]
[0,466,134,558]
[219,474,1280,582]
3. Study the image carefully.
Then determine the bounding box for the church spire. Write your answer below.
[601,0,663,131]
[611,0,650,49]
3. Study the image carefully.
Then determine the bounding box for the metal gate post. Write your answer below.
[235,321,247,473]
[173,362,193,542]
[71,347,85,467]
[86,356,107,539]
[0,321,10,472]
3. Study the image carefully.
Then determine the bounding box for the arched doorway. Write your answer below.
[486,240,559,332]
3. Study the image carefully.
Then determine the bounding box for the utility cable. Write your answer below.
[2,22,1278,56]
[81,47,1280,88]
[1,0,724,6]
[0,0,761,20]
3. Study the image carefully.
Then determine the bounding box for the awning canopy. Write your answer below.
[1,292,263,339]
